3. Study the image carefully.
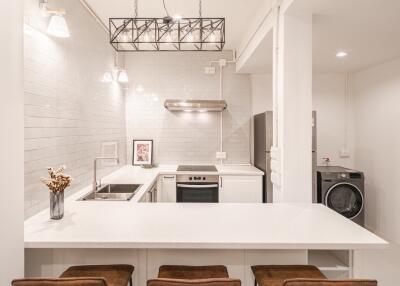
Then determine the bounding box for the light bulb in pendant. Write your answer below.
[144,31,151,42]
[209,31,216,42]
[166,31,173,42]
[187,31,194,42]
[120,30,130,42]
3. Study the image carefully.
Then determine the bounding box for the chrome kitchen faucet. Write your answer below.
[93,157,119,192]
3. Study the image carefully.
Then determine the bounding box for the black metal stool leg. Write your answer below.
[129,277,133,286]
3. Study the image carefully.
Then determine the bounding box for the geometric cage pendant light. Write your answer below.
[109,0,225,52]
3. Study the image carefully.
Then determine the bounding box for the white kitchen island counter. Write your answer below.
[24,165,386,284]
[25,165,385,249]
[25,202,385,249]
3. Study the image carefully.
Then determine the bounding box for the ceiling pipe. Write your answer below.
[78,0,109,34]
[236,7,274,63]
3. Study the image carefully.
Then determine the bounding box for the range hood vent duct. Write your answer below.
[164,99,227,112]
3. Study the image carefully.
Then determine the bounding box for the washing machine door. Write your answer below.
[325,182,364,219]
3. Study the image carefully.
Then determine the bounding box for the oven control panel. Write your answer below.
[176,175,219,183]
[189,176,207,181]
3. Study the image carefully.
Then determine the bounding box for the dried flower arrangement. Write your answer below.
[40,165,73,193]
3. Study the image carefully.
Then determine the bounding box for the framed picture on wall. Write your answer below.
[132,140,153,166]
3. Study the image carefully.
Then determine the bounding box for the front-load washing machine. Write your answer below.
[317,166,365,226]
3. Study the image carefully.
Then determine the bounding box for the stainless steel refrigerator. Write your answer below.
[253,111,317,203]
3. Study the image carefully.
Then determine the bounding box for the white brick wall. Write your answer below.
[125,52,251,165]
[24,0,126,218]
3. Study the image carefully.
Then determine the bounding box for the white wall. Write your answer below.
[251,73,273,114]
[250,73,353,168]
[351,58,400,286]
[125,52,251,165]
[313,74,354,167]
[250,73,272,164]
[24,0,126,218]
[0,0,24,283]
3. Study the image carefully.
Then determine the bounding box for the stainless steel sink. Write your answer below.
[79,184,142,201]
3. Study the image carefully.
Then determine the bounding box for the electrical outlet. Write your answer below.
[339,149,350,158]
[204,66,216,74]
[216,152,227,160]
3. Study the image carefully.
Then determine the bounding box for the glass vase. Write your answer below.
[50,190,64,220]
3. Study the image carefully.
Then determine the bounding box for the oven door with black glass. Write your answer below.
[176,181,219,203]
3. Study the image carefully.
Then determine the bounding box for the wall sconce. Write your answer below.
[117,70,129,83]
[101,71,114,83]
[101,70,129,83]
[39,0,70,38]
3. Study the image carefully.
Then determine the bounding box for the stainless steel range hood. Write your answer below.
[164,99,228,112]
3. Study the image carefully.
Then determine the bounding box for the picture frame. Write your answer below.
[132,140,153,166]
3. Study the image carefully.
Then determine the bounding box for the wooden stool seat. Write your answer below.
[60,264,134,286]
[282,279,377,286]
[147,265,241,286]
[158,265,229,280]
[12,278,108,286]
[251,265,326,286]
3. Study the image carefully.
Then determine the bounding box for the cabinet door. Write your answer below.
[161,175,176,202]
[139,190,151,202]
[219,176,262,203]
[139,192,147,202]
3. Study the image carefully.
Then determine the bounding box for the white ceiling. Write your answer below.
[297,0,400,73]
[85,0,264,50]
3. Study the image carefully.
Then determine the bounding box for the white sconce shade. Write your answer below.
[102,71,114,83]
[47,14,70,38]
[118,70,129,83]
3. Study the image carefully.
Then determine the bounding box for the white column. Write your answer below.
[271,3,313,203]
[0,0,24,283]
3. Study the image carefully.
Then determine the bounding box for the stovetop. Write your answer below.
[177,165,218,172]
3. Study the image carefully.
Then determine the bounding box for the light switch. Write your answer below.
[216,152,226,160]
[339,149,350,158]
[204,66,216,74]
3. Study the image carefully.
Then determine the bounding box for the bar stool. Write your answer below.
[281,279,377,286]
[147,265,241,286]
[12,277,108,286]
[251,265,326,286]
[60,264,134,286]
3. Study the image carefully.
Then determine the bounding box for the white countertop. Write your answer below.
[101,164,263,203]
[24,165,387,250]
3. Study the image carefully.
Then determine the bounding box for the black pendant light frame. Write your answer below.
[109,17,225,52]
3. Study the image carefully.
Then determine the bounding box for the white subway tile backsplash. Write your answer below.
[24,0,126,218]
[125,52,251,165]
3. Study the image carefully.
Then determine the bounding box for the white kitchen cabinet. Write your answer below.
[160,175,176,202]
[219,175,262,203]
[140,183,158,203]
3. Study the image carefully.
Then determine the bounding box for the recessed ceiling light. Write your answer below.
[336,51,348,58]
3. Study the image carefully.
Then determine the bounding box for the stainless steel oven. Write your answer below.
[176,175,219,203]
